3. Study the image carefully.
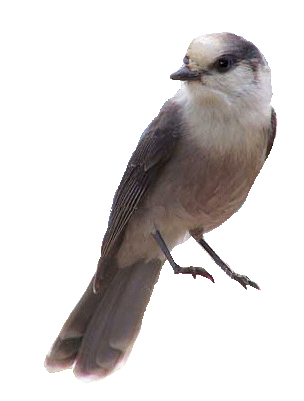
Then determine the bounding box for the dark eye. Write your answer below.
[215,56,237,73]
[183,56,190,65]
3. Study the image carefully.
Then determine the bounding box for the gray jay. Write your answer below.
[45,32,276,380]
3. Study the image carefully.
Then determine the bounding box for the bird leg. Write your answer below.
[152,229,214,282]
[190,230,260,290]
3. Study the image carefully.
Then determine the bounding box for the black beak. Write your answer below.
[170,66,200,81]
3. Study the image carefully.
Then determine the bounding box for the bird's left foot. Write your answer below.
[231,273,260,290]
[192,236,260,290]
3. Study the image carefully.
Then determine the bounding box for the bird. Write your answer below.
[45,32,276,381]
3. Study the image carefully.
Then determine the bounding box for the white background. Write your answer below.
[1,1,303,400]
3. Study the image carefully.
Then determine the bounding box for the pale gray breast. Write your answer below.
[150,125,267,233]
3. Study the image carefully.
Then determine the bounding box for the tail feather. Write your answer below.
[44,278,100,372]
[45,259,163,380]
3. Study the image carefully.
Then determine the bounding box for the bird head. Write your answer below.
[171,33,272,109]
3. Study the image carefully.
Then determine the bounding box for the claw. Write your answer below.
[174,265,214,283]
[248,280,261,290]
[232,274,260,290]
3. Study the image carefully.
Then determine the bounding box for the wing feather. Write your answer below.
[265,107,277,159]
[99,100,183,261]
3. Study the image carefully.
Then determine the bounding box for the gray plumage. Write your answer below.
[45,32,276,380]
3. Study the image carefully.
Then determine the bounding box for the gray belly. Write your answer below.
[148,140,265,233]
[116,136,265,266]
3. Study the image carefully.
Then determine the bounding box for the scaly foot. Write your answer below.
[173,265,214,282]
[231,273,260,290]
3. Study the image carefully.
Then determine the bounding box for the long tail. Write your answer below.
[45,259,163,380]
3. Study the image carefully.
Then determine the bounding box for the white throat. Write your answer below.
[175,82,271,154]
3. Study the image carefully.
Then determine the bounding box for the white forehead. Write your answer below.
[186,33,229,66]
